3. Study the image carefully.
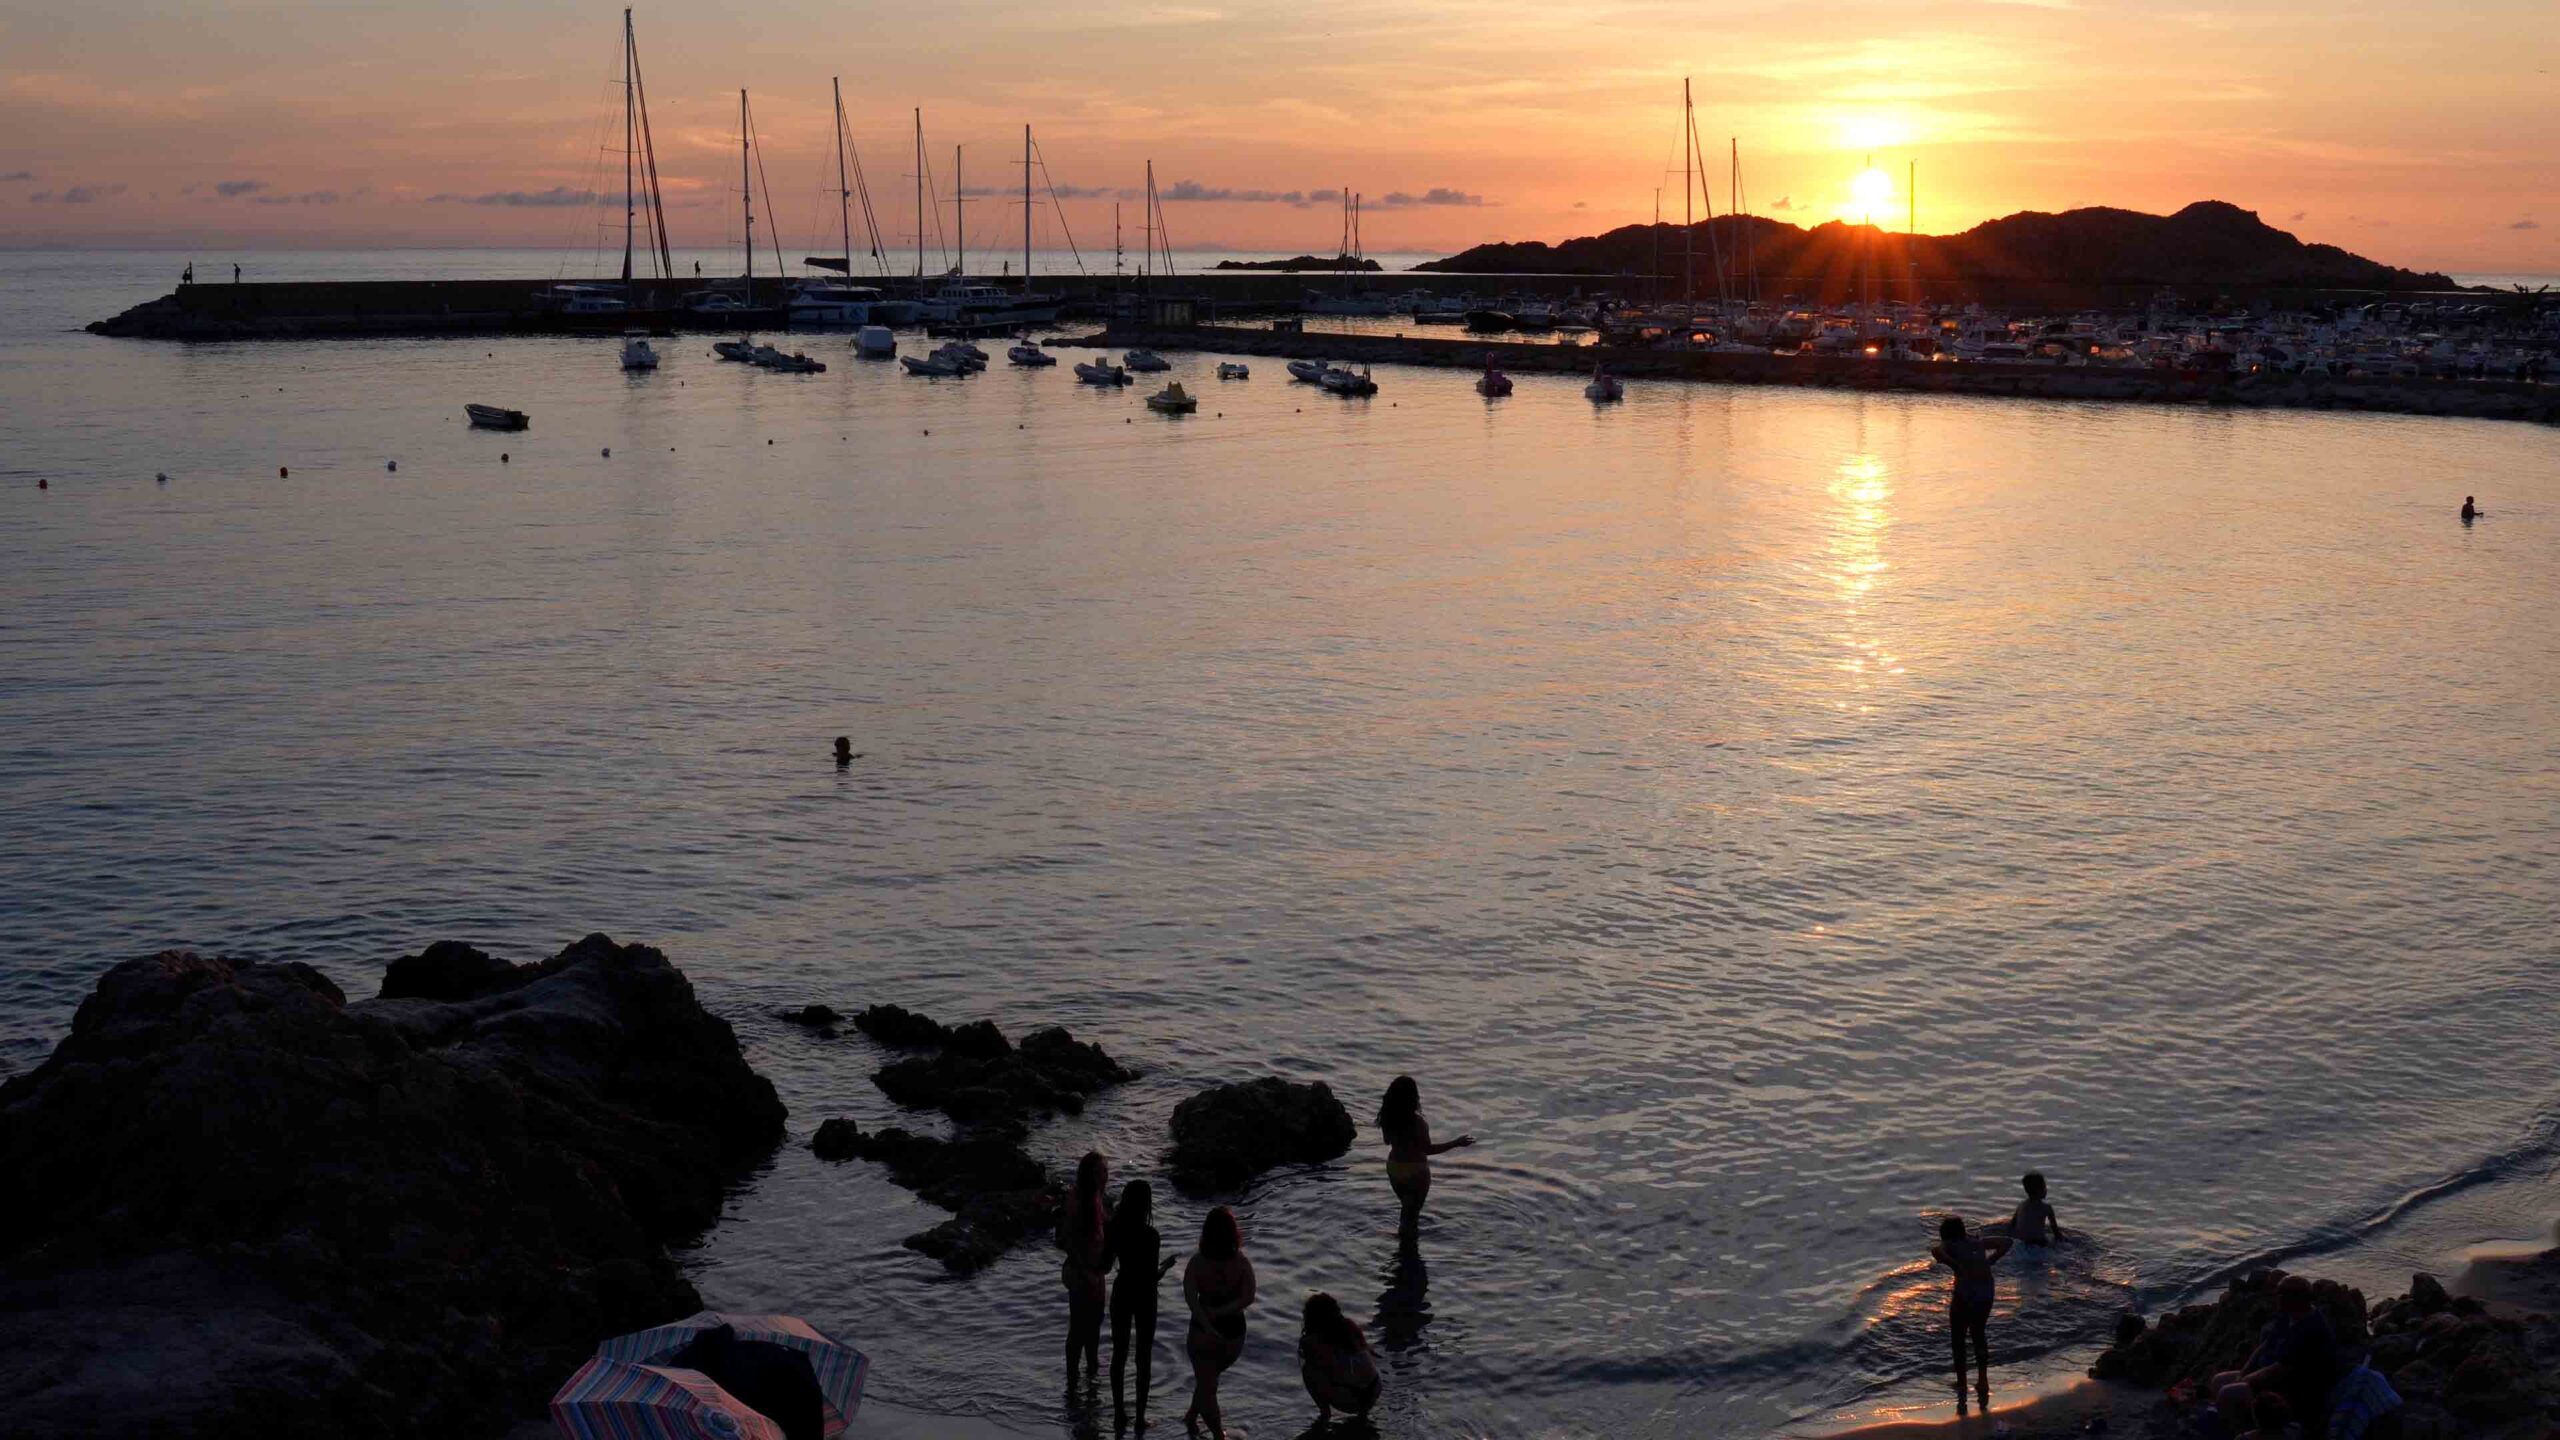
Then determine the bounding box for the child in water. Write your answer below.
[2009,1171,2064,1246]
[1932,1214,2013,1406]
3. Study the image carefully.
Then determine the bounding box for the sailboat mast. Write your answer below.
[1023,124,1033,288]
[834,79,852,277]
[1682,79,1694,332]
[1142,161,1153,296]
[740,91,754,286]
[913,109,924,282]
[621,8,635,284]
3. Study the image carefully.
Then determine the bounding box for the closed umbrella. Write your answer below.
[549,1356,784,1440]
[595,1313,867,1439]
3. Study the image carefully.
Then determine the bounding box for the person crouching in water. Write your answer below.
[1298,1292,1380,1425]
[1059,1152,1113,1393]
[1106,1179,1178,1430]
[1932,1213,2012,1408]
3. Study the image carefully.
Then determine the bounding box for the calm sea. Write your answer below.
[3,249,2557,1438]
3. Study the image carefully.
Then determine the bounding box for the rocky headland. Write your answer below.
[0,935,783,1439]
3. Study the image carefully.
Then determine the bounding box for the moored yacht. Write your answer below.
[787,282,889,327]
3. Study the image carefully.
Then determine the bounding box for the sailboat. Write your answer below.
[916,128,1063,332]
[682,90,786,327]
[545,9,675,331]
[790,78,894,327]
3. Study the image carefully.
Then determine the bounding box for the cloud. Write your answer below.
[1375,187,1487,208]
[215,178,267,198]
[252,190,344,206]
[2512,218,2541,231]
[1572,200,1588,209]
[1160,179,1320,205]
[30,182,126,204]
[427,186,597,207]
[960,182,1140,201]
[2289,210,2306,221]
[1766,196,1799,211]
[0,170,31,182]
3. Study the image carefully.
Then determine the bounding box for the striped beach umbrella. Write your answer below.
[548,1357,784,1440]
[594,1313,868,1438]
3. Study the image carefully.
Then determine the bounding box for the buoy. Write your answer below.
[36,478,46,489]
[387,461,397,472]
[601,448,610,458]
[156,472,168,483]
[500,453,509,464]
[767,439,774,445]
[923,429,930,435]
[279,466,289,478]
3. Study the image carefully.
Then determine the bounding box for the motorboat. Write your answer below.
[714,338,759,363]
[1319,365,1377,397]
[853,326,897,358]
[465,404,529,430]
[620,333,660,371]
[787,282,888,327]
[1145,382,1198,414]
[1074,360,1132,386]
[749,344,786,368]
[1286,358,1329,383]
[901,353,963,377]
[916,281,1061,330]
[1216,362,1250,380]
[1465,309,1517,333]
[933,341,987,373]
[538,283,630,316]
[1475,358,1513,397]
[1008,341,1058,367]
[1585,367,1624,402]
[767,351,826,373]
[1124,349,1171,372]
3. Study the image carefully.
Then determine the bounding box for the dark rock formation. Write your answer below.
[1166,1077,1357,1194]
[380,939,532,1001]
[853,1003,948,1049]
[2093,1269,2370,1387]
[872,1020,1132,1127]
[778,1004,842,1035]
[807,1120,1056,1275]
[1213,255,1381,272]
[0,934,784,1440]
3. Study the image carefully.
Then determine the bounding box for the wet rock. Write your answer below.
[780,1004,843,1029]
[872,1022,1132,1128]
[1165,1077,1357,1195]
[2088,1269,2365,1389]
[2409,1271,2450,1314]
[853,1003,949,1049]
[379,940,529,1002]
[0,934,783,1440]
[805,1119,1056,1275]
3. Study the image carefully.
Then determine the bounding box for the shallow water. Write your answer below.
[4,250,2558,1438]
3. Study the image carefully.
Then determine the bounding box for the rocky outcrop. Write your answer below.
[1166,1078,1357,1194]
[871,1018,1133,1129]
[808,1120,1057,1275]
[2092,1266,2560,1438]
[854,1003,949,1049]
[0,934,784,1440]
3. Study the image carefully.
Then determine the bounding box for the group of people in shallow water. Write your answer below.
[1054,1075,1471,1436]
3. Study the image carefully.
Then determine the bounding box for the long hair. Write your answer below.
[1199,1205,1241,1262]
[1377,1075,1420,1142]
[1301,1291,1367,1353]
[1070,1151,1108,1248]
[1108,1179,1154,1259]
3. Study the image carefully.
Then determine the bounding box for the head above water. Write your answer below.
[1200,1205,1241,1261]
[1940,1214,1967,1245]
[2022,1171,2047,1199]
[1378,1075,1420,1136]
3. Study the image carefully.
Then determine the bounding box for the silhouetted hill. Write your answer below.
[1215,254,1382,272]
[1418,201,2455,292]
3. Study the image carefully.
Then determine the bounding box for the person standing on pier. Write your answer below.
[181,262,193,285]
[233,263,241,283]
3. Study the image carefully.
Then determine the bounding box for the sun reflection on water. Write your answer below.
[1826,453,1904,699]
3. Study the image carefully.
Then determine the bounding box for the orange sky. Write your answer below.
[2,0,2553,272]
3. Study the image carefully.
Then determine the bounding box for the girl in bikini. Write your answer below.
[1378,1075,1474,1240]
[1059,1151,1113,1392]
[1181,1206,1255,1439]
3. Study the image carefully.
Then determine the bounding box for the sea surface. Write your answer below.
[4,249,2558,1438]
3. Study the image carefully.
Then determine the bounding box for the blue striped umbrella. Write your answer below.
[548,1357,785,1440]
[594,1313,868,1438]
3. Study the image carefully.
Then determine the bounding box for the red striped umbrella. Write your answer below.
[549,1357,786,1440]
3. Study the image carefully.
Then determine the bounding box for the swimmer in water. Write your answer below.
[2010,1171,2064,1245]
[1378,1075,1475,1241]
[1932,1214,2013,1407]
[2461,496,2483,521]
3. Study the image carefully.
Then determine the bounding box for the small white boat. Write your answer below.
[713,338,759,363]
[1286,359,1329,383]
[465,404,529,430]
[620,334,660,371]
[1008,341,1057,367]
[1075,361,1132,386]
[1124,349,1171,372]
[853,326,897,358]
[901,353,963,377]
[1585,366,1624,402]
[1216,362,1250,380]
[1146,382,1197,414]
[1319,365,1377,397]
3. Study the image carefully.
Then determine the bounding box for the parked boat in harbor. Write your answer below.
[620,334,660,371]
[466,404,529,430]
[1146,382,1197,413]
[1075,360,1132,386]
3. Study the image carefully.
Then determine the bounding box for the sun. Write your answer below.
[1849,167,1894,222]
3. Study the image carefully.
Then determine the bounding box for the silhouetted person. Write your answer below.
[2009,1171,2063,1245]
[2461,495,2483,522]
[181,262,194,285]
[1377,1075,1474,1240]
[1297,1293,1379,1426]
[233,263,241,283]
[1059,1151,1113,1393]
[1182,1207,1255,1439]
[2209,1275,2338,1435]
[833,736,853,767]
[1932,1214,2012,1409]
[1106,1180,1177,1430]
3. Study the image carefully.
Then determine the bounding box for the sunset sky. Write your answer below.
[2,0,2553,272]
